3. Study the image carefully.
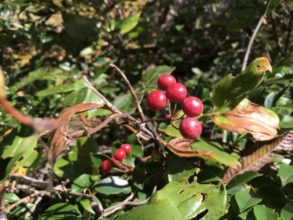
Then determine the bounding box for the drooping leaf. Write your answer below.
[167,137,240,168]
[222,131,293,184]
[213,99,279,141]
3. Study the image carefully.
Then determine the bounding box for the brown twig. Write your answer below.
[110,64,146,121]
[241,0,272,71]
[83,75,121,114]
[4,191,48,213]
[88,113,124,135]
[103,186,156,217]
[9,174,48,189]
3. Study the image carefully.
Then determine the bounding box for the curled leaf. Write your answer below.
[49,103,103,161]
[168,137,214,159]
[213,99,279,141]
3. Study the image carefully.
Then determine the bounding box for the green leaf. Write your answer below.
[2,134,38,159]
[36,80,84,97]
[142,65,175,89]
[235,187,262,213]
[1,133,39,175]
[63,87,104,112]
[118,12,141,34]
[212,74,234,108]
[40,203,83,220]
[280,201,293,220]
[227,171,262,194]
[159,124,182,138]
[94,176,131,195]
[80,199,95,214]
[253,205,278,220]
[192,138,240,168]
[166,156,196,182]
[278,164,293,186]
[11,67,69,90]
[113,93,134,112]
[117,181,227,220]
[71,174,93,192]
[5,192,20,204]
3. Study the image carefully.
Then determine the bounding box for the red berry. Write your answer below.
[121,144,132,154]
[182,96,204,117]
[101,160,112,173]
[158,74,176,90]
[179,117,202,139]
[147,90,167,111]
[166,83,187,102]
[114,148,127,161]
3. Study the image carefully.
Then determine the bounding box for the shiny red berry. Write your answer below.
[158,74,176,90]
[147,90,167,111]
[101,160,112,173]
[179,117,202,139]
[120,144,132,154]
[182,96,204,117]
[114,148,127,161]
[166,83,187,102]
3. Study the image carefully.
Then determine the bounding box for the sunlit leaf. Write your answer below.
[118,12,141,34]
[214,99,279,141]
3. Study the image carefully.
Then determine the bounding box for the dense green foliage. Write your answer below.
[0,0,292,219]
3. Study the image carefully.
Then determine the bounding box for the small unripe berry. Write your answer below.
[166,83,187,102]
[179,117,202,139]
[158,74,176,90]
[114,148,127,161]
[182,96,204,117]
[101,160,112,173]
[147,90,167,111]
[120,144,132,154]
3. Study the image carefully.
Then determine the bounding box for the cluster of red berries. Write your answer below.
[147,74,203,139]
[101,144,132,174]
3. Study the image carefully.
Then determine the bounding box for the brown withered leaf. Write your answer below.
[49,103,103,161]
[168,138,214,159]
[222,130,293,184]
[213,99,279,141]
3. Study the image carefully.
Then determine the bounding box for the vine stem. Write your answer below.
[241,0,272,71]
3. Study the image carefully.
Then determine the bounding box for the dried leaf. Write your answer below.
[0,68,6,99]
[168,137,214,159]
[222,131,293,184]
[213,99,279,141]
[49,103,103,161]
